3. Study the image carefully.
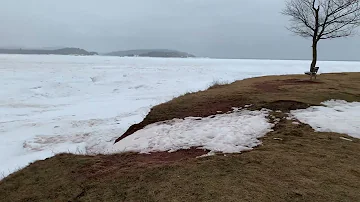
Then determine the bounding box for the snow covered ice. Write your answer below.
[111,109,273,154]
[291,100,360,138]
[1,54,360,178]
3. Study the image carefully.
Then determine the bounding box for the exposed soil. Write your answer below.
[115,122,147,143]
[255,79,323,92]
[81,148,209,179]
[263,100,312,111]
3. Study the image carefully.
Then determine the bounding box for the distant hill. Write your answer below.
[40,46,67,50]
[0,48,98,56]
[105,49,195,58]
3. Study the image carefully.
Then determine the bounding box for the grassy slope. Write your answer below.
[116,72,360,142]
[1,73,360,202]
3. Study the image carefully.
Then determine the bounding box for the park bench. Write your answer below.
[305,66,319,80]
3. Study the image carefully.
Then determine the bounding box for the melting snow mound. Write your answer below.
[291,100,360,138]
[111,109,273,154]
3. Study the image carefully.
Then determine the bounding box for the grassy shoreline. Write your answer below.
[1,72,360,202]
[116,72,360,142]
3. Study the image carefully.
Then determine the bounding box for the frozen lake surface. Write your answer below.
[1,54,360,178]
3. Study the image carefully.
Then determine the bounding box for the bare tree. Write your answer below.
[283,0,360,70]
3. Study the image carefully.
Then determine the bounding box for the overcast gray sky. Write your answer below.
[0,0,359,60]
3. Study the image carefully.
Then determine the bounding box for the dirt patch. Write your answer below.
[82,148,209,179]
[282,78,323,84]
[264,100,312,111]
[254,81,281,92]
[254,79,323,92]
[115,123,145,143]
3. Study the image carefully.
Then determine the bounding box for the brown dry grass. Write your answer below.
[1,72,360,202]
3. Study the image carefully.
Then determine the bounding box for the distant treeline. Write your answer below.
[105,49,195,58]
[0,48,196,58]
[0,48,98,56]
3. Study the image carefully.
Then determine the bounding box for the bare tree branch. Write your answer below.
[283,0,360,40]
[282,0,360,70]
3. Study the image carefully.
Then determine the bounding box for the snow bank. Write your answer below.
[291,100,360,138]
[111,109,273,154]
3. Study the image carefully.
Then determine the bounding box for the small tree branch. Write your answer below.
[283,0,360,40]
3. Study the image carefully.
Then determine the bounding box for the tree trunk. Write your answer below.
[311,3,320,71]
[310,40,317,70]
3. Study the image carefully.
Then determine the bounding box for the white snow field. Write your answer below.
[291,100,360,138]
[1,54,360,178]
